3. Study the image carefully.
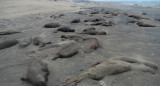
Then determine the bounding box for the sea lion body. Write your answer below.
[21,60,49,86]
[65,60,131,85]
[80,30,106,35]
[33,36,46,47]
[0,39,18,50]
[52,42,79,60]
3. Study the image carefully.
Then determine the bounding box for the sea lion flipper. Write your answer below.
[21,78,29,82]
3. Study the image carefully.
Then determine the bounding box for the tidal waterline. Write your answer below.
[73,0,160,6]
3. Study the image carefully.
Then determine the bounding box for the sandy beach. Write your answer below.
[0,0,160,86]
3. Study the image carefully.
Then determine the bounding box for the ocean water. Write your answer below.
[73,0,160,6]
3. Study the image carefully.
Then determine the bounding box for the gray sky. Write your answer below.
[90,0,159,1]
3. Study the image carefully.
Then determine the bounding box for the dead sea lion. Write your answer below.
[0,30,20,35]
[137,22,156,27]
[52,42,80,60]
[33,36,46,47]
[0,39,18,50]
[19,37,32,48]
[80,30,107,35]
[65,60,131,85]
[65,57,159,85]
[57,26,75,32]
[70,18,81,23]
[83,27,96,32]
[44,23,60,28]
[21,60,50,86]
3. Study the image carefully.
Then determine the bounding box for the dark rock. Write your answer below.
[33,36,46,47]
[44,23,60,28]
[57,26,75,32]
[70,18,81,23]
[0,39,19,50]
[21,60,50,86]
[83,27,96,32]
[0,30,20,35]
[19,37,32,48]
[137,22,156,27]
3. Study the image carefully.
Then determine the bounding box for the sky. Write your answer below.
[90,0,159,1]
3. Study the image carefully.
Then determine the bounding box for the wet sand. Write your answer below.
[0,0,160,86]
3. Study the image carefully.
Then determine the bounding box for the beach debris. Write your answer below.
[57,26,75,32]
[99,81,107,86]
[70,18,81,23]
[44,23,60,28]
[21,60,50,86]
[0,39,19,50]
[64,57,158,85]
[0,30,20,35]
[19,37,32,48]
[137,22,156,27]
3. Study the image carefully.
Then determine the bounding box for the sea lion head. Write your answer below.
[36,81,47,86]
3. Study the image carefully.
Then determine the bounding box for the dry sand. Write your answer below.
[0,0,160,86]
